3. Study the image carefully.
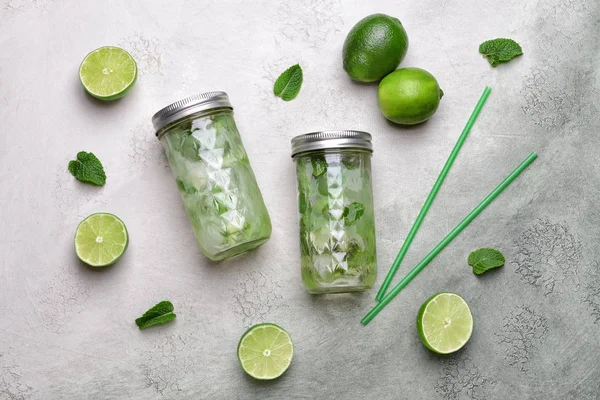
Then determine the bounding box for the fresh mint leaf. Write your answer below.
[479,38,523,67]
[311,157,327,178]
[273,64,303,101]
[343,202,365,225]
[176,179,197,195]
[468,248,505,275]
[180,132,202,162]
[68,151,106,186]
[298,192,310,214]
[317,176,329,197]
[342,155,360,170]
[136,300,176,330]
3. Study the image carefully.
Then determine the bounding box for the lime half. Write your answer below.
[237,323,293,380]
[417,293,473,354]
[75,213,129,267]
[79,46,137,100]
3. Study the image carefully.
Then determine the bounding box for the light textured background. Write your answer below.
[1,0,599,399]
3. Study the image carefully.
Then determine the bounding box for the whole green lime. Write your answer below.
[342,14,408,82]
[377,68,444,125]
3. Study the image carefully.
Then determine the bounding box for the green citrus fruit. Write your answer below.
[342,14,409,82]
[74,213,129,267]
[417,292,473,354]
[237,323,294,380]
[79,46,137,101]
[377,67,444,125]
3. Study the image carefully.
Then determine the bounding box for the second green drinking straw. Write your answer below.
[362,152,538,325]
[376,86,492,302]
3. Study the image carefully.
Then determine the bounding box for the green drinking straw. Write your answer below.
[376,86,492,301]
[362,152,538,325]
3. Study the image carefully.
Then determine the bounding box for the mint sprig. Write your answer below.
[68,151,106,186]
[273,64,303,101]
[479,38,523,67]
[468,248,505,275]
[343,202,365,225]
[311,157,327,178]
[135,300,176,330]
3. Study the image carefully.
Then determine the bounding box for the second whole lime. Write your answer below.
[377,68,444,125]
[342,14,409,82]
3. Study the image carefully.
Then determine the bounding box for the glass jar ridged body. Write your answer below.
[155,94,271,261]
[293,140,377,293]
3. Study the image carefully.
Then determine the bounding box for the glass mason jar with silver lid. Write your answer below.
[291,131,377,293]
[153,92,272,261]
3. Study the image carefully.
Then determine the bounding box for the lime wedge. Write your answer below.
[237,323,293,380]
[74,213,129,267]
[79,46,137,100]
[417,292,473,354]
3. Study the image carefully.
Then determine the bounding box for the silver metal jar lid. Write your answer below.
[291,130,373,157]
[152,91,233,135]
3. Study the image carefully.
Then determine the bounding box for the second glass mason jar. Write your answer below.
[153,92,272,261]
[291,131,377,293]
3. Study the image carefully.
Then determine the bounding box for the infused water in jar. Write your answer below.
[291,131,377,293]
[153,92,272,261]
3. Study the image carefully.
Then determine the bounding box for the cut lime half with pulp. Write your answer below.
[79,46,137,100]
[75,213,129,267]
[237,323,293,380]
[417,292,473,354]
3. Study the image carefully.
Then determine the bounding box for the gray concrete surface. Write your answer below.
[1,0,599,399]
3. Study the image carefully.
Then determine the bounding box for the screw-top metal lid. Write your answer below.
[152,91,233,136]
[291,130,373,157]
